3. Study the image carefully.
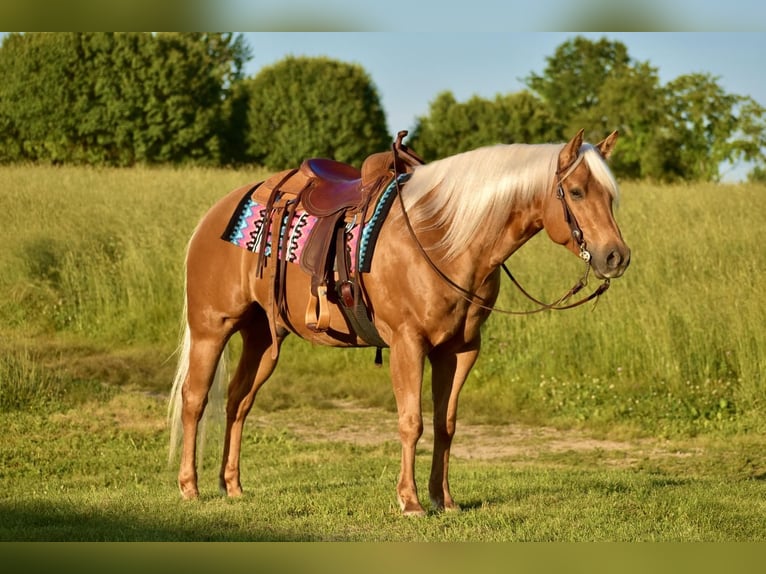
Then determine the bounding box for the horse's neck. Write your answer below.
[390,172,547,290]
[477,196,546,273]
[432,197,545,295]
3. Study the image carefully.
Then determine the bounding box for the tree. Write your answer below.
[735,96,766,180]
[525,36,632,138]
[526,36,766,182]
[663,73,742,182]
[569,60,672,180]
[409,91,493,160]
[0,32,249,166]
[409,90,557,161]
[0,33,80,163]
[748,165,766,183]
[243,56,390,170]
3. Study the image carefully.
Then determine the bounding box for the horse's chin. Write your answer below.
[592,267,610,280]
[591,263,627,280]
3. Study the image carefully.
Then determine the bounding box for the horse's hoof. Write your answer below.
[178,483,200,500]
[219,478,243,497]
[402,507,427,518]
[430,495,461,513]
[399,496,427,517]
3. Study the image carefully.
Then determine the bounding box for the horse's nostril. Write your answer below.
[606,249,623,269]
[605,247,631,272]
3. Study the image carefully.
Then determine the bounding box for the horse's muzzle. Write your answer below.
[593,244,631,279]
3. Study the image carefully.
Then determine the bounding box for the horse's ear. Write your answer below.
[596,130,619,160]
[559,129,585,171]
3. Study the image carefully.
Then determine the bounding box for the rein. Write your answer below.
[391,146,610,316]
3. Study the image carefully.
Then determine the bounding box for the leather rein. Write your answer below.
[392,145,611,316]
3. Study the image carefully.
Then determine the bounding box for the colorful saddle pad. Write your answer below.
[222,173,408,273]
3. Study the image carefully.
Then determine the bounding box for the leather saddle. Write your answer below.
[248,131,424,350]
[298,139,410,212]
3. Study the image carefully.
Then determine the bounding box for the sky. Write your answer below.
[227,0,766,33]
[3,0,766,30]
[241,32,766,181]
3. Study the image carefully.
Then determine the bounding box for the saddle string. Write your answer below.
[391,150,610,316]
[255,168,299,278]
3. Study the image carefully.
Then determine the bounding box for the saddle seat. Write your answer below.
[300,151,398,217]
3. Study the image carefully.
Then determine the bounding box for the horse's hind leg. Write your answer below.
[178,329,231,499]
[428,342,480,512]
[219,308,283,497]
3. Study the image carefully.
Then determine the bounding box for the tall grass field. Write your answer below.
[1,165,765,541]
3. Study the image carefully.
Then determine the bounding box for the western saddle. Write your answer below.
[248,131,424,357]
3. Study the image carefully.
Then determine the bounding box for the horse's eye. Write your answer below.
[569,187,585,200]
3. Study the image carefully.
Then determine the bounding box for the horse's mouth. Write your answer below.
[592,264,630,280]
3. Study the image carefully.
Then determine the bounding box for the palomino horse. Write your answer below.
[168,129,630,516]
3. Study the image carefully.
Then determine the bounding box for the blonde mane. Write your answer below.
[400,142,619,261]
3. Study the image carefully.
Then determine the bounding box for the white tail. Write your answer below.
[167,294,191,463]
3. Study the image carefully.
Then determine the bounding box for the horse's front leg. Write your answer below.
[389,333,428,516]
[428,341,480,512]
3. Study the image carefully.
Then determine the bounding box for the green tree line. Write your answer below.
[1,33,764,182]
[0,32,250,166]
[411,37,766,182]
[0,32,390,170]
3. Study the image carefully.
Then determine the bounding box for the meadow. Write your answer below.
[1,165,765,541]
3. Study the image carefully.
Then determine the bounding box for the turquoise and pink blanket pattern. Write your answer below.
[224,196,361,267]
[221,173,407,273]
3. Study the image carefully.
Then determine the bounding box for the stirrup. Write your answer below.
[305,284,331,332]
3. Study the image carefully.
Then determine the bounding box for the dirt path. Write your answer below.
[252,400,698,468]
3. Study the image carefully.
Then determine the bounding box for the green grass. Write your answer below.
[0,165,259,343]
[2,385,766,541]
[1,166,763,436]
[1,166,765,540]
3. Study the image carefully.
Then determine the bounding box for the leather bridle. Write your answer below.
[555,153,591,263]
[392,144,611,316]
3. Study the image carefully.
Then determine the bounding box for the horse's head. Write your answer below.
[543,129,631,280]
